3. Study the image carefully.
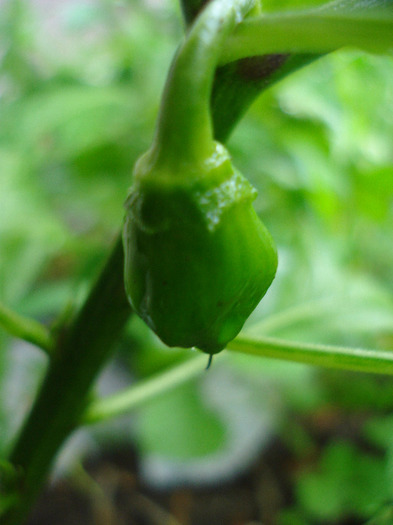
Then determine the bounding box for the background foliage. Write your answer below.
[1,0,393,522]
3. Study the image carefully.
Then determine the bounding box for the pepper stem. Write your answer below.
[151,0,255,167]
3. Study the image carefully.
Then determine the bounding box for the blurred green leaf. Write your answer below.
[296,441,388,520]
[136,381,227,460]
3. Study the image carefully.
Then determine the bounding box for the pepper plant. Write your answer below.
[0,0,393,523]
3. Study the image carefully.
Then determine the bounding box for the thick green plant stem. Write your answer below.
[0,302,53,354]
[3,236,131,525]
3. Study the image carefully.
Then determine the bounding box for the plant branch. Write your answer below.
[82,332,393,426]
[3,236,132,525]
[82,354,213,425]
[227,335,393,375]
[220,12,393,64]
[210,0,393,140]
[0,302,53,355]
[179,0,317,142]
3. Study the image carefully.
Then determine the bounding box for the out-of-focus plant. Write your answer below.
[1,0,393,523]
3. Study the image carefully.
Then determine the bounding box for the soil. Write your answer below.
[26,436,364,525]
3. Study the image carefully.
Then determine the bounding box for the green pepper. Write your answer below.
[123,0,277,354]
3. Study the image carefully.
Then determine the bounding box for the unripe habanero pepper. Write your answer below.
[123,0,277,354]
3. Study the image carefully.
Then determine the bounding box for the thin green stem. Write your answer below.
[0,302,53,355]
[220,12,393,64]
[227,335,393,375]
[82,354,214,425]
[82,332,393,426]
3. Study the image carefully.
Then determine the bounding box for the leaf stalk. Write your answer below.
[0,302,53,355]
[227,335,393,375]
[220,10,393,64]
